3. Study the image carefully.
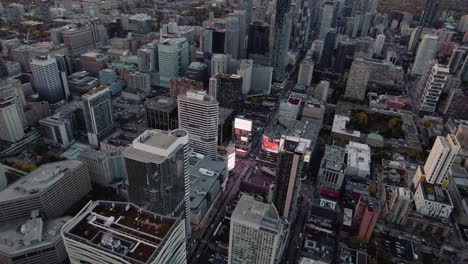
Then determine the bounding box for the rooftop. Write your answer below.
[332,115,361,138]
[0,212,70,256]
[0,160,83,202]
[63,201,180,264]
[266,118,320,145]
[340,246,370,264]
[188,62,207,70]
[145,96,177,112]
[346,142,371,173]
[420,182,452,206]
[321,145,346,172]
[231,194,282,233]
[122,129,188,164]
[189,155,226,210]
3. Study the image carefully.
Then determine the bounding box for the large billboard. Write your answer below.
[234,117,253,132]
[261,136,279,153]
[227,151,236,171]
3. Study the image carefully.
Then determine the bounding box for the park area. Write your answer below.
[347,110,405,139]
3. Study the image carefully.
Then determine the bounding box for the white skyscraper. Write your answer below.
[30,56,65,104]
[411,34,440,75]
[228,194,286,264]
[413,134,461,188]
[211,53,229,77]
[158,38,189,88]
[373,33,386,55]
[297,57,314,87]
[237,59,253,94]
[319,1,334,40]
[0,99,24,142]
[418,63,449,113]
[178,90,219,159]
[408,26,422,53]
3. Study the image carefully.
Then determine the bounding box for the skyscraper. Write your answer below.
[319,1,335,40]
[178,90,219,159]
[61,201,187,264]
[408,26,422,53]
[81,86,115,146]
[344,59,371,101]
[38,0,52,26]
[209,73,243,113]
[123,129,191,240]
[228,194,286,264]
[0,98,24,143]
[319,29,337,69]
[413,134,460,188]
[248,21,270,56]
[211,54,230,76]
[137,43,158,73]
[293,0,312,51]
[418,63,449,113]
[448,45,467,75]
[272,135,311,219]
[411,34,440,75]
[30,56,65,104]
[145,96,179,131]
[270,0,293,82]
[373,33,385,55]
[420,0,439,27]
[158,38,190,88]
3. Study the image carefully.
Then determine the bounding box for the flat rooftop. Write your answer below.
[145,96,177,112]
[231,194,281,233]
[0,160,83,202]
[122,129,188,164]
[346,142,371,173]
[0,214,70,256]
[189,156,226,210]
[420,182,452,206]
[64,201,179,264]
[322,145,346,171]
[266,118,320,145]
[340,246,369,264]
[332,115,361,138]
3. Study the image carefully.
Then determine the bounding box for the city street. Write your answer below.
[189,158,254,263]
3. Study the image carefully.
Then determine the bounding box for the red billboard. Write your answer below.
[262,136,279,153]
[320,189,340,199]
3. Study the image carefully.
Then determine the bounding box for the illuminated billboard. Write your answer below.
[261,136,279,153]
[227,151,236,171]
[234,117,253,132]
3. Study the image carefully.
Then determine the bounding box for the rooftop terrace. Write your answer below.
[65,201,179,264]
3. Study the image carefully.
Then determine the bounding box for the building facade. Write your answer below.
[123,129,191,240]
[178,91,219,159]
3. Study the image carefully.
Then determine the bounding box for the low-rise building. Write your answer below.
[0,211,70,264]
[189,155,227,225]
[345,142,371,178]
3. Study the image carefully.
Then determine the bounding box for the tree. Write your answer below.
[423,119,432,128]
[13,162,37,172]
[348,236,363,249]
[378,250,394,264]
[387,117,401,129]
[351,112,368,130]
[33,138,48,155]
[369,184,377,198]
